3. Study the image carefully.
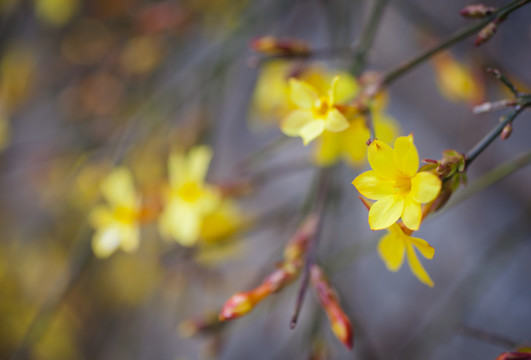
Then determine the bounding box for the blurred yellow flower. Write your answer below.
[34,0,79,26]
[0,45,36,113]
[314,112,399,167]
[378,223,434,287]
[352,135,441,231]
[89,167,140,258]
[158,146,220,246]
[432,52,484,105]
[281,76,352,145]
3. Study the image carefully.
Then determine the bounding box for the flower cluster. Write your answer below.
[353,135,442,285]
[89,145,243,258]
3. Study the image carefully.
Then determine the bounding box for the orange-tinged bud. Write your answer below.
[219,292,256,321]
[283,214,318,262]
[501,123,513,140]
[252,36,311,57]
[460,4,496,18]
[495,352,531,360]
[475,22,498,46]
[310,265,354,349]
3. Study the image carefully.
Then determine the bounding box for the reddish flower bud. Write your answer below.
[460,4,496,19]
[496,352,531,360]
[475,22,498,46]
[283,214,318,262]
[252,36,311,57]
[310,265,354,349]
[219,291,257,321]
[501,123,513,140]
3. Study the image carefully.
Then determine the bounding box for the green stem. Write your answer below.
[381,0,531,87]
[351,0,389,76]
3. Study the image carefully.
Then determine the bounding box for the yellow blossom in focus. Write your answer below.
[158,146,220,246]
[281,76,351,145]
[432,52,484,105]
[314,112,400,167]
[378,223,435,286]
[89,167,141,258]
[352,135,441,231]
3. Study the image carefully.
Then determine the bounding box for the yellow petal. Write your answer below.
[393,135,419,177]
[378,231,405,271]
[331,73,359,104]
[92,225,122,258]
[289,78,318,110]
[169,151,186,186]
[352,170,395,200]
[119,224,139,253]
[406,242,434,287]
[325,108,349,132]
[341,119,370,165]
[280,110,313,137]
[402,196,422,231]
[373,112,400,144]
[368,195,404,230]
[159,202,201,246]
[327,76,340,104]
[300,119,325,145]
[89,205,113,227]
[187,145,213,183]
[410,237,435,259]
[367,139,399,179]
[411,172,441,203]
[313,130,341,166]
[101,167,136,208]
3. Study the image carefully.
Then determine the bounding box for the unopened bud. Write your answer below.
[501,123,513,140]
[219,292,256,321]
[311,265,354,349]
[475,22,497,46]
[460,4,496,18]
[252,36,311,57]
[283,214,318,262]
[495,352,531,360]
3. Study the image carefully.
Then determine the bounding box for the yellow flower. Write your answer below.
[314,112,399,167]
[352,135,441,231]
[158,146,220,246]
[281,76,350,145]
[378,224,435,286]
[89,167,140,258]
[432,52,484,105]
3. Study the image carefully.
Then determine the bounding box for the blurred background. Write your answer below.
[0,0,530,359]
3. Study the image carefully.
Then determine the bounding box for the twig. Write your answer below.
[487,68,520,96]
[381,0,531,87]
[465,106,526,167]
[290,168,331,329]
[457,323,521,349]
[351,0,389,76]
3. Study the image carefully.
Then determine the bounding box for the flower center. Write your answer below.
[394,176,412,196]
[113,205,137,224]
[177,181,203,203]
[312,97,330,117]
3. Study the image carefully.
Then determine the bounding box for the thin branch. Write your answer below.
[381,0,531,87]
[351,0,389,76]
[465,106,526,167]
[290,168,330,329]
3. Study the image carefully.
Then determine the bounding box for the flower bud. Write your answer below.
[460,4,496,19]
[283,214,318,262]
[501,123,512,140]
[475,22,497,46]
[219,291,257,321]
[495,352,531,360]
[311,265,353,349]
[252,36,311,57]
